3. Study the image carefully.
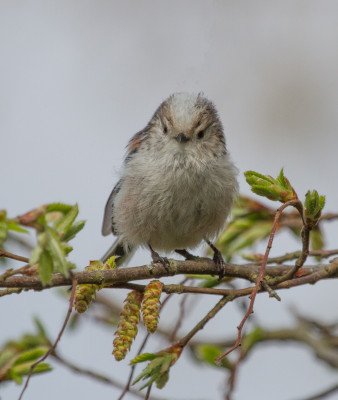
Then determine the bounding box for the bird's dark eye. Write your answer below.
[163,125,168,134]
[197,130,205,139]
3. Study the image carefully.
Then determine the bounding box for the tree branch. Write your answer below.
[1,258,337,290]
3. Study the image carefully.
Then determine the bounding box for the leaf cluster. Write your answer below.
[245,168,298,203]
[0,319,51,384]
[28,203,85,285]
[131,344,182,390]
[215,169,326,263]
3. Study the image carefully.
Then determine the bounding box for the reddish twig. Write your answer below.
[225,353,244,400]
[215,200,300,364]
[18,277,78,399]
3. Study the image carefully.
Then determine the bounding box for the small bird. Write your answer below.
[101,93,238,274]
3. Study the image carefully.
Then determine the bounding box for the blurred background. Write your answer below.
[1,1,338,399]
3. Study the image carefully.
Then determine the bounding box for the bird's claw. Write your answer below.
[213,251,226,280]
[205,239,226,280]
[149,244,170,272]
[152,254,170,272]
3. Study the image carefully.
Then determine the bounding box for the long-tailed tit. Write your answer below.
[101,93,238,273]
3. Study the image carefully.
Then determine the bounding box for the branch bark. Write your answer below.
[1,259,337,290]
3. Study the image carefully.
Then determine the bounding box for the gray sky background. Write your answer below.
[1,1,338,399]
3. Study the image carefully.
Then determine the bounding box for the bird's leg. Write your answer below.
[148,244,170,272]
[205,239,226,280]
[175,249,198,260]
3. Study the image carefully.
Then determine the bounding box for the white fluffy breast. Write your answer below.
[113,147,238,252]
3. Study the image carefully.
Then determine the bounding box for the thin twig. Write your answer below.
[145,384,153,400]
[225,352,244,400]
[178,295,233,348]
[295,382,338,400]
[265,248,338,264]
[268,228,312,286]
[169,293,190,342]
[0,248,29,263]
[0,287,22,297]
[53,352,160,400]
[18,277,78,399]
[0,264,31,281]
[215,200,300,364]
[260,281,281,301]
[320,212,338,221]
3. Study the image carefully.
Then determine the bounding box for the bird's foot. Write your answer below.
[148,244,170,272]
[205,239,226,280]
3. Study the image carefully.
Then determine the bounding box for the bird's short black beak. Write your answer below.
[176,133,189,143]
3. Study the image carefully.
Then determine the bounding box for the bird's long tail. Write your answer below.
[101,238,135,267]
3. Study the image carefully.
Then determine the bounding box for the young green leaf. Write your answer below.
[29,245,43,266]
[0,219,8,244]
[9,362,51,383]
[195,344,232,369]
[38,250,53,286]
[13,347,49,366]
[245,169,298,203]
[53,204,79,235]
[45,227,69,277]
[133,357,164,389]
[62,220,86,242]
[304,190,326,225]
[241,327,265,354]
[276,168,289,188]
[33,318,49,340]
[132,346,182,390]
[155,370,169,389]
[6,221,29,234]
[46,203,73,213]
[244,171,275,186]
[130,353,156,365]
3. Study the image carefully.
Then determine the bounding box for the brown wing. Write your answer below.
[101,179,122,236]
[102,128,148,236]
[125,128,149,163]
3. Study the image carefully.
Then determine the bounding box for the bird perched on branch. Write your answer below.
[101,92,238,275]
